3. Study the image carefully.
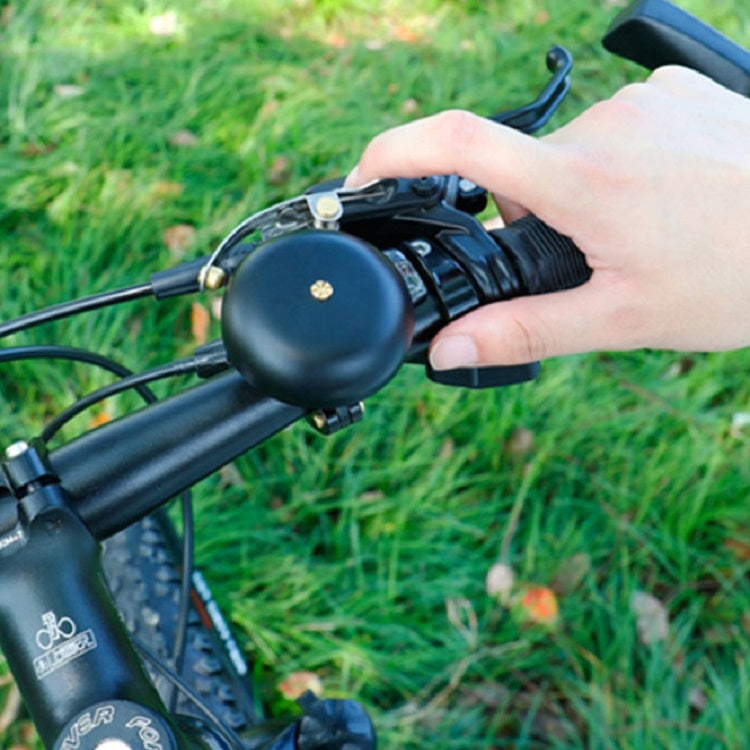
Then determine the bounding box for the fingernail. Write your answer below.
[429,335,479,370]
[343,164,360,187]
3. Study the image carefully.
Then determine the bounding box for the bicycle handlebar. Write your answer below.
[218,174,591,408]
[49,372,303,539]
[48,189,590,541]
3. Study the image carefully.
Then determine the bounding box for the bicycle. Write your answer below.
[1,1,749,747]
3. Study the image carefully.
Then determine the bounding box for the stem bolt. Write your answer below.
[5,441,29,459]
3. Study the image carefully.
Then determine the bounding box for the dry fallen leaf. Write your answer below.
[688,685,708,711]
[551,552,591,594]
[1,4,16,26]
[169,129,200,147]
[519,586,559,626]
[54,84,85,98]
[21,142,56,157]
[485,562,515,602]
[630,590,669,644]
[392,24,422,44]
[438,437,454,459]
[277,671,323,700]
[663,356,694,379]
[359,489,384,502]
[162,224,196,260]
[507,427,534,457]
[400,98,419,115]
[705,625,733,645]
[731,412,750,438]
[88,411,112,430]
[218,463,244,489]
[150,181,184,197]
[723,535,750,561]
[532,710,572,742]
[150,11,178,36]
[191,301,211,345]
[268,155,292,186]
[325,31,348,48]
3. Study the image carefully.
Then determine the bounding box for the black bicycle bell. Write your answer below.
[221,229,414,408]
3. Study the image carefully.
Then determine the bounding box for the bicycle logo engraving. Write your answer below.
[35,611,77,650]
[32,610,97,680]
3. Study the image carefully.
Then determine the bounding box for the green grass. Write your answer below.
[2,0,750,747]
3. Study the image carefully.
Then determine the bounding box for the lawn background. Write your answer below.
[1,0,750,747]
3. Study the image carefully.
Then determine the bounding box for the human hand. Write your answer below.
[346,67,750,369]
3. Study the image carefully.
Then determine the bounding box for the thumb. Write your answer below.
[429,281,627,368]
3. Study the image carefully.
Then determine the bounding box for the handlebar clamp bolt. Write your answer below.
[5,441,29,459]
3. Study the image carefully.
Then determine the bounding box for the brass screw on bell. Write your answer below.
[198,265,227,290]
[309,279,334,302]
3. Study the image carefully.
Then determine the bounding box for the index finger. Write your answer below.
[347,110,566,219]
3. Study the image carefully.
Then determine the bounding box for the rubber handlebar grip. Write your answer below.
[489,214,591,296]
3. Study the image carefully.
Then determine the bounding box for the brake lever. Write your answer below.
[603,0,750,96]
[200,45,572,290]
[199,180,406,288]
[489,45,573,134]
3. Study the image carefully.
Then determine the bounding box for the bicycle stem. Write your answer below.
[0,467,178,747]
[0,442,255,749]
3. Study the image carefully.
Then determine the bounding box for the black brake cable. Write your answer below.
[0,250,249,341]
[0,283,153,339]
[134,638,246,750]
[0,265,237,717]
[0,344,158,403]
[0,344,199,710]
[170,498,194,713]
[40,358,197,442]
